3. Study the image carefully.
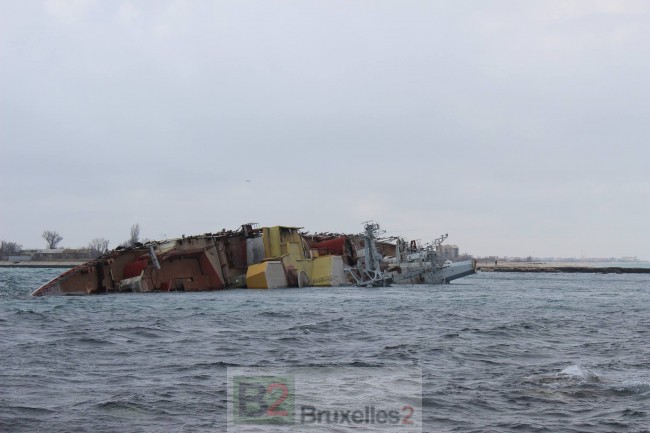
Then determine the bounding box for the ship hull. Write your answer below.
[389,260,476,285]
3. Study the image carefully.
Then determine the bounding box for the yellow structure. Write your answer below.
[245,226,348,289]
[245,261,288,289]
[311,255,347,286]
[262,226,312,285]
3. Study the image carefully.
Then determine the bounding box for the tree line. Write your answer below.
[1,223,143,260]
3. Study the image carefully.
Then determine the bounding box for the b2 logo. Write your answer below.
[233,375,295,425]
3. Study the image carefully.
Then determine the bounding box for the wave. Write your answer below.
[559,364,602,382]
[611,381,650,396]
[518,364,650,403]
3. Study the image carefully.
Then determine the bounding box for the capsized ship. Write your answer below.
[337,222,476,287]
[31,222,475,296]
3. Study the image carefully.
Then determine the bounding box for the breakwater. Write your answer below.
[477,262,650,274]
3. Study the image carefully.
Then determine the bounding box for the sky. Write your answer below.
[1,0,649,259]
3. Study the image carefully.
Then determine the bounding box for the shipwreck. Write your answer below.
[31,222,476,296]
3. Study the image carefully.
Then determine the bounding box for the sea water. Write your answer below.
[1,268,649,432]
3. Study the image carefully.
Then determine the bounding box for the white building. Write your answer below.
[437,244,459,260]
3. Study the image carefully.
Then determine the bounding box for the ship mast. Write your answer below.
[346,221,393,287]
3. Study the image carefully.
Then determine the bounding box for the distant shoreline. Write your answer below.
[0,261,82,268]
[477,261,650,274]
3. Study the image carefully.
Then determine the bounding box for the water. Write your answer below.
[1,268,649,432]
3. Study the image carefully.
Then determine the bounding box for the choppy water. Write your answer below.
[1,268,649,432]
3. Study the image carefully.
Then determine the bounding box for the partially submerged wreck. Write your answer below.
[349,222,476,286]
[31,222,475,296]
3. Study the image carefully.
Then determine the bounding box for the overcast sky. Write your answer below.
[1,1,649,259]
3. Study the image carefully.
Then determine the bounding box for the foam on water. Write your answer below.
[559,364,601,381]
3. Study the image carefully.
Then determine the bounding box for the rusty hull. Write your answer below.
[31,226,260,296]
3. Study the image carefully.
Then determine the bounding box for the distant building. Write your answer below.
[7,255,32,262]
[36,249,66,255]
[438,244,459,260]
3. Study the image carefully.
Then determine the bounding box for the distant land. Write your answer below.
[473,256,644,263]
[474,256,650,273]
